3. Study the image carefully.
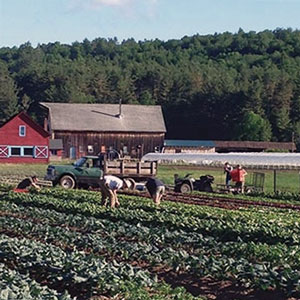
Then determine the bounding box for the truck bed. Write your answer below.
[103,160,157,178]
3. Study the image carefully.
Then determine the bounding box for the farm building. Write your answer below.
[214,140,296,152]
[0,112,50,163]
[163,140,296,153]
[163,140,216,153]
[49,139,63,160]
[41,102,166,159]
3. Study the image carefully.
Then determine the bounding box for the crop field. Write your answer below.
[0,183,300,300]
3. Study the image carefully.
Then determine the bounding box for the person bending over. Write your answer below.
[145,177,165,206]
[99,175,124,208]
[14,176,41,193]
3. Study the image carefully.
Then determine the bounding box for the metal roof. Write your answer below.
[41,103,166,133]
[164,140,216,147]
[49,139,63,150]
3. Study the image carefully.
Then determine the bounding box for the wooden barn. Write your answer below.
[0,112,50,163]
[40,102,166,159]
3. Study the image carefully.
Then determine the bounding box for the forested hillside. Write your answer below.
[1,28,300,144]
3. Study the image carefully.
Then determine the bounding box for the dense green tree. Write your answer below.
[1,29,300,143]
[236,111,272,141]
[140,90,155,105]
[0,62,19,124]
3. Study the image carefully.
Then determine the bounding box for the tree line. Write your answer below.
[1,28,300,146]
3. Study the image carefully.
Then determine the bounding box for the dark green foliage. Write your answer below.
[0,62,19,124]
[236,111,272,141]
[1,29,300,141]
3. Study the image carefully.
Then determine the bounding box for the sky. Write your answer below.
[1,0,300,48]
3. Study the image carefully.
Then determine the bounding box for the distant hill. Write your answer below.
[1,28,300,146]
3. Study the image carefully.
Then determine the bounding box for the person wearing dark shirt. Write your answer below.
[224,162,233,187]
[145,177,165,206]
[15,176,40,192]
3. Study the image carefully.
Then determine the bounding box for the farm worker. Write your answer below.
[99,175,124,208]
[145,177,165,206]
[174,174,182,185]
[230,165,247,193]
[14,176,41,193]
[224,162,233,187]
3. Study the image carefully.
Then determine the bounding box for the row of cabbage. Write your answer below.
[0,263,72,300]
[0,190,203,299]
[1,187,300,298]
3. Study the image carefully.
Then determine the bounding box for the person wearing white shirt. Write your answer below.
[99,175,124,208]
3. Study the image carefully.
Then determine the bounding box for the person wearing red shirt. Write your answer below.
[230,165,247,193]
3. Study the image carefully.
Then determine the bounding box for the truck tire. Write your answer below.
[180,183,192,193]
[60,175,76,189]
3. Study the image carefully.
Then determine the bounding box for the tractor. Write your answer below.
[174,174,214,193]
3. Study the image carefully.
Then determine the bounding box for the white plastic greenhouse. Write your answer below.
[142,152,300,169]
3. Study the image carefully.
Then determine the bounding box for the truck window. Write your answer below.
[93,159,101,168]
[84,159,93,168]
[74,157,86,167]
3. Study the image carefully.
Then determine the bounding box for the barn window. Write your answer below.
[10,147,21,156]
[23,147,34,156]
[9,146,34,157]
[19,125,26,137]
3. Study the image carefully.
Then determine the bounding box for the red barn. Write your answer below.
[0,112,50,163]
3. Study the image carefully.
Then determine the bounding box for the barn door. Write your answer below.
[0,146,8,158]
[70,147,76,159]
[34,146,48,158]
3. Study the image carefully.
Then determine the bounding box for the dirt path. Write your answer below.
[121,190,300,211]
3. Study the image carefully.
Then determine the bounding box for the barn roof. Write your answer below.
[0,111,49,138]
[40,103,166,133]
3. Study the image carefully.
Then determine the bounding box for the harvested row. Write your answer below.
[121,190,300,211]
